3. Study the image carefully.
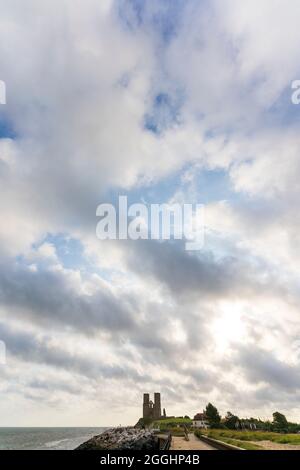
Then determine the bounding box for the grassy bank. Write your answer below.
[153,417,192,436]
[197,429,300,447]
[153,417,192,427]
[154,417,192,426]
[194,430,263,450]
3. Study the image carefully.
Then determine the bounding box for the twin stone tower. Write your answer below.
[143,392,165,420]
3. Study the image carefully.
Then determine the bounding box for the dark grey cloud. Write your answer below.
[126,239,229,296]
[0,321,218,405]
[0,253,215,371]
[237,345,300,392]
[0,322,151,383]
[0,260,134,334]
[28,378,82,395]
[125,238,287,301]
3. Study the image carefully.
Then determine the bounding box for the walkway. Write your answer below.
[170,433,217,450]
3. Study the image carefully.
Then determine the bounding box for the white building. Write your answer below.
[192,412,209,429]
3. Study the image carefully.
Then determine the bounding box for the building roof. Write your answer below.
[193,412,207,421]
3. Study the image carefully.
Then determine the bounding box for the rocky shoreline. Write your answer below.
[75,427,159,451]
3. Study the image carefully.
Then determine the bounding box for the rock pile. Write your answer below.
[75,427,159,451]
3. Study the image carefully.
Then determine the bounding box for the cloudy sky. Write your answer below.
[1,0,300,426]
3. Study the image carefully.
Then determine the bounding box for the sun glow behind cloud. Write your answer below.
[210,302,247,354]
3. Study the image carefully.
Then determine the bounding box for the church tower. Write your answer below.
[143,393,150,419]
[153,392,162,419]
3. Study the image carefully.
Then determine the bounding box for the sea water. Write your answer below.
[0,427,107,450]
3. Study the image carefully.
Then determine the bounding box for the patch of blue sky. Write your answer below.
[107,164,236,208]
[117,0,187,44]
[149,0,186,44]
[193,167,235,204]
[16,234,118,283]
[0,113,17,139]
[43,234,86,270]
[103,164,265,261]
[117,0,143,30]
[263,84,300,128]
[105,165,247,259]
[144,90,184,134]
[21,233,86,271]
[119,168,183,206]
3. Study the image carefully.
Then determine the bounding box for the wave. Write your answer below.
[44,438,70,449]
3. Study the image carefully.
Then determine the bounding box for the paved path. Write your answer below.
[170,433,216,450]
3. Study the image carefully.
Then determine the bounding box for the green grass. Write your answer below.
[160,427,186,436]
[215,437,262,450]
[227,440,263,450]
[199,429,300,445]
[194,430,263,450]
[153,417,192,427]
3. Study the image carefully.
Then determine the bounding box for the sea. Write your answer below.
[0,427,107,450]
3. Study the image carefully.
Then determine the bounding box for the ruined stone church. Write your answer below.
[143,393,165,420]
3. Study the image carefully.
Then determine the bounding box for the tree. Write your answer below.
[205,403,221,428]
[224,411,239,430]
[272,412,288,433]
[263,420,273,432]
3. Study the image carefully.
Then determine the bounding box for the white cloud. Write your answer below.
[0,0,300,425]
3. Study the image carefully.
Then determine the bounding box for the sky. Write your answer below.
[0,0,300,426]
